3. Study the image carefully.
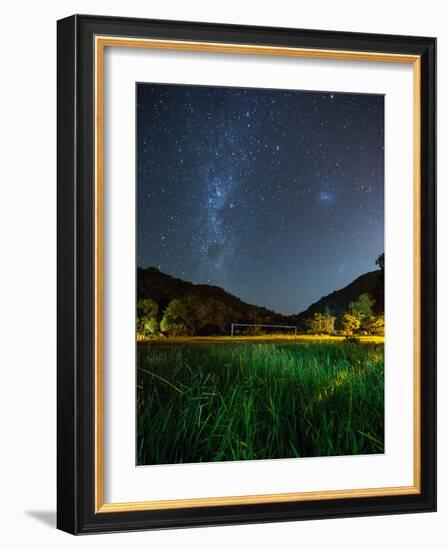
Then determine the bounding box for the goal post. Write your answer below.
[230,323,297,338]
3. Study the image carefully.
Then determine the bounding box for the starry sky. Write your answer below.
[137,83,384,315]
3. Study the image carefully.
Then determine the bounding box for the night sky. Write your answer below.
[137,83,384,315]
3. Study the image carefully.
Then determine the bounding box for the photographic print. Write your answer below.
[136,82,385,466]
[57,17,436,533]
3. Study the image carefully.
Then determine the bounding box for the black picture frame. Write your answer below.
[57,14,436,534]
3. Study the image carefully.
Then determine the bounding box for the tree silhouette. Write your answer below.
[375,252,384,271]
[137,298,159,337]
[373,253,385,314]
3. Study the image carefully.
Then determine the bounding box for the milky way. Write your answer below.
[137,84,384,314]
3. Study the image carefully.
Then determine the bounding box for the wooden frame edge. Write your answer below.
[96,486,421,513]
[93,35,423,514]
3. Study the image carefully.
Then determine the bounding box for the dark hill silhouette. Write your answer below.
[137,267,285,326]
[294,270,382,320]
[137,267,383,332]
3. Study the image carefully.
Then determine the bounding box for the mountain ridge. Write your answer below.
[295,270,382,320]
[137,266,284,325]
[137,266,383,325]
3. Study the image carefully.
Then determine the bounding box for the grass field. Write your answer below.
[140,334,384,344]
[137,340,384,465]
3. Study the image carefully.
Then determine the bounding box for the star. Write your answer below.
[137,83,384,314]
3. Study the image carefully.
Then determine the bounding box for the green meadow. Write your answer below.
[137,340,384,465]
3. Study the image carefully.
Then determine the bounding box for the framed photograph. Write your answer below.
[57,15,436,534]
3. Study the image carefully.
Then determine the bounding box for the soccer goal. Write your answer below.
[230,323,297,338]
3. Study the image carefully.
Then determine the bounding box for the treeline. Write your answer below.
[136,254,385,339]
[136,266,283,338]
[303,293,384,337]
[137,294,278,338]
[303,253,384,337]
[137,290,383,338]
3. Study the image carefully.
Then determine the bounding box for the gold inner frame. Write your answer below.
[94,35,421,513]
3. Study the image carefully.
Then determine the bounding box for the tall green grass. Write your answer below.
[137,342,384,465]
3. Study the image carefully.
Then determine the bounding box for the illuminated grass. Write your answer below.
[137,342,384,465]
[139,334,385,344]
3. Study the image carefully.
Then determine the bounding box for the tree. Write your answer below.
[363,314,385,336]
[374,253,385,314]
[141,317,159,336]
[137,298,158,318]
[307,313,324,334]
[349,293,374,320]
[160,299,189,336]
[207,299,233,334]
[307,310,335,335]
[137,298,159,337]
[178,295,217,335]
[323,307,336,334]
[376,252,384,271]
[348,293,377,333]
[340,310,361,335]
